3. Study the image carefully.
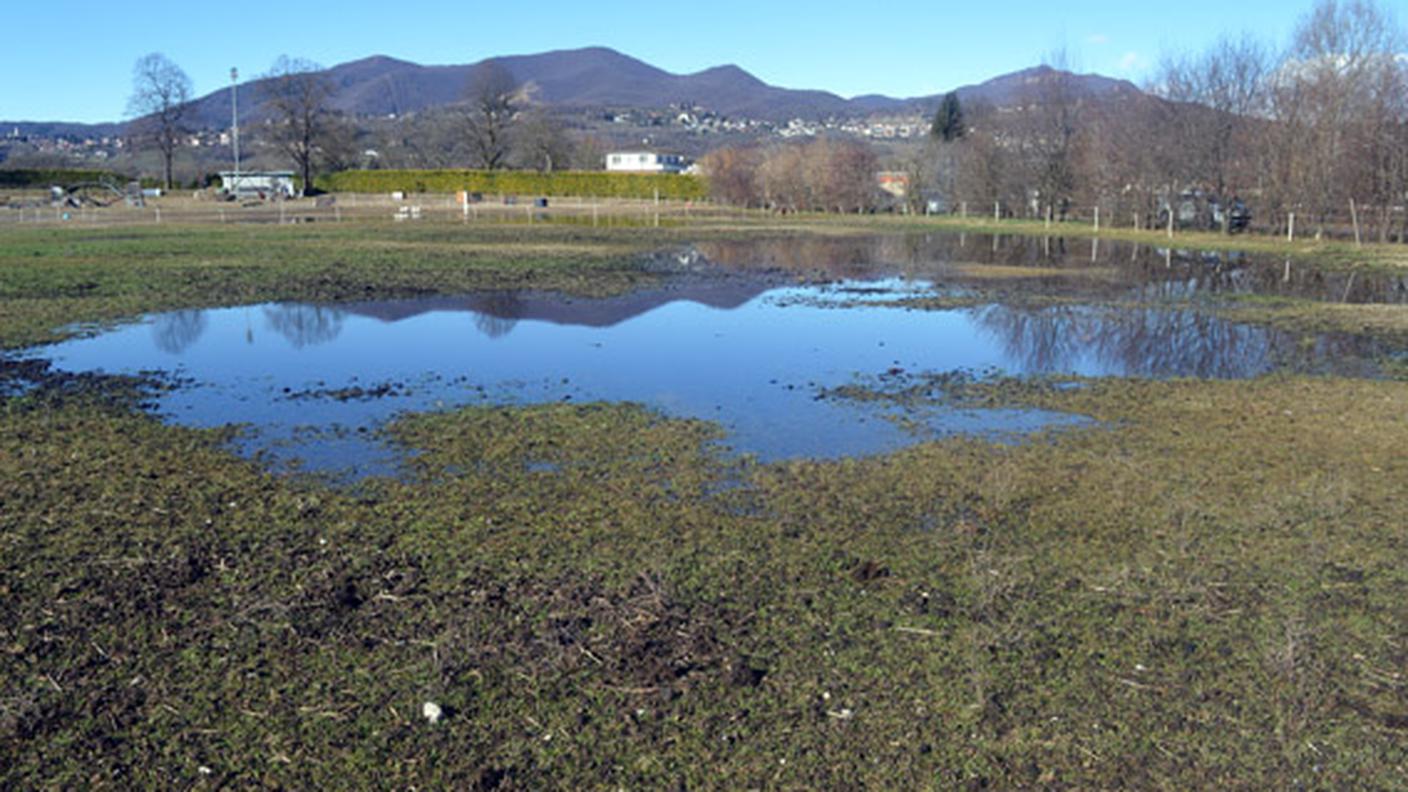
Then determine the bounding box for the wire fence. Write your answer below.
[0,193,751,229]
[7,190,1408,246]
[938,199,1408,245]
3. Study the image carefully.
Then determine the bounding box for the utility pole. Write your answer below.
[230,67,241,194]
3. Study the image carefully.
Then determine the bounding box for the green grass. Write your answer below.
[1210,294,1408,344]
[5,377,1408,788]
[0,223,669,349]
[4,219,1408,788]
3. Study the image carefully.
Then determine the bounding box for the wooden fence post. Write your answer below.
[1287,212,1295,242]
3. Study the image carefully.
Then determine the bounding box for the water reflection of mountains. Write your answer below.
[339,280,766,335]
[148,234,1406,369]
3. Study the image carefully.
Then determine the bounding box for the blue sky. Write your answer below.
[1,1,1321,123]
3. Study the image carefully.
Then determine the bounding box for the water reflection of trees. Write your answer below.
[151,310,208,355]
[692,235,1408,305]
[467,292,523,339]
[972,304,1379,378]
[262,305,346,348]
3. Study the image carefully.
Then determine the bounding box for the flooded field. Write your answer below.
[7,223,1408,789]
[17,233,1404,476]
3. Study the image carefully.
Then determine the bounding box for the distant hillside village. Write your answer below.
[0,106,932,176]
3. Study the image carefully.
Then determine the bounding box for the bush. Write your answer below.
[0,169,134,188]
[316,169,708,201]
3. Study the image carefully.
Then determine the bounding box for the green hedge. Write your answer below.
[0,169,135,188]
[316,169,708,201]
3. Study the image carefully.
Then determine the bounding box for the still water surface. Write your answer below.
[21,234,1399,477]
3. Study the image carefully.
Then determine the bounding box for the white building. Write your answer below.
[219,171,296,198]
[605,152,689,174]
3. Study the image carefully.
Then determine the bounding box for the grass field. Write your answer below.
[3,219,1408,788]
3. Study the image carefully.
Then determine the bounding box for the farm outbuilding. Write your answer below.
[605,152,689,174]
[219,171,296,198]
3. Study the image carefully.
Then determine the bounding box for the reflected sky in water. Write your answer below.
[23,234,1398,478]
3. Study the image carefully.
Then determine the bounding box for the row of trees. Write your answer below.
[699,139,879,213]
[927,0,1408,239]
[126,56,581,191]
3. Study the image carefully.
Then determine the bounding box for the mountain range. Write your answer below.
[5,46,1145,134]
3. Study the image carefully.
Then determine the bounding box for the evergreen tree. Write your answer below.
[931,92,966,143]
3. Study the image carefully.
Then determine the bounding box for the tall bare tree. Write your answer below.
[1018,53,1083,220]
[463,61,520,170]
[1271,0,1405,232]
[1154,35,1271,204]
[261,56,335,195]
[126,53,192,190]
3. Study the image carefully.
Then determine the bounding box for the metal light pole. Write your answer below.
[230,67,241,194]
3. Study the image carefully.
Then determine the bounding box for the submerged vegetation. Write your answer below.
[4,219,1408,787]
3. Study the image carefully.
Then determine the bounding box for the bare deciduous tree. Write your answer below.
[1154,35,1270,205]
[700,145,763,206]
[1271,0,1405,232]
[463,61,520,170]
[261,56,336,195]
[1019,53,1083,220]
[704,140,878,213]
[816,139,880,213]
[126,53,192,190]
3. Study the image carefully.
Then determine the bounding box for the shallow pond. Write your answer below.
[17,233,1402,477]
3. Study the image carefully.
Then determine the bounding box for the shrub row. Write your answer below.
[316,169,709,201]
[0,169,135,188]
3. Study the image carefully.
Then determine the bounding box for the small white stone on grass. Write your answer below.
[422,701,443,724]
